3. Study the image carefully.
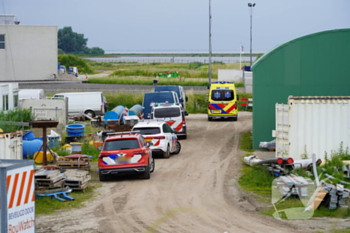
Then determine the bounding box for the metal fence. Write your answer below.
[86,56,255,64]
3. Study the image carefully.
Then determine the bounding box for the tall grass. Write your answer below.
[86,61,249,80]
[88,76,209,86]
[0,109,33,132]
[185,91,207,113]
[104,91,144,110]
[317,143,350,188]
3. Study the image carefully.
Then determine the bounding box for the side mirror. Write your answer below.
[185,96,188,102]
[237,95,240,100]
[185,111,189,116]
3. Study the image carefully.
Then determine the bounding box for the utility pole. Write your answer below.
[248,3,256,66]
[208,0,212,86]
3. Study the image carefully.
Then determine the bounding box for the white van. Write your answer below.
[18,89,45,108]
[151,103,187,139]
[53,92,105,117]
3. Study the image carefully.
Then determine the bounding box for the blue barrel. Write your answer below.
[129,104,142,117]
[23,130,36,140]
[66,124,85,136]
[23,139,43,159]
[104,105,125,125]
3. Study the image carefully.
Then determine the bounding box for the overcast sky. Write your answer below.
[1,0,349,53]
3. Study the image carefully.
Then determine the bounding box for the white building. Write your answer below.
[0,83,19,112]
[0,17,57,81]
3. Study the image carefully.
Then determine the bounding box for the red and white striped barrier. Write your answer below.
[2,163,36,233]
[241,98,253,109]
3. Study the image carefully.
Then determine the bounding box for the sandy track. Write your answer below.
[36,113,337,233]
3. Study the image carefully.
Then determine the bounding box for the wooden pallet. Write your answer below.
[64,169,89,178]
[58,164,90,171]
[57,157,91,162]
[65,175,91,184]
[35,178,65,189]
[57,158,91,171]
[35,169,61,179]
[65,176,90,191]
[68,182,89,191]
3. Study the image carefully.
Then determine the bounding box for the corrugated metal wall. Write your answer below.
[251,29,350,149]
[275,96,350,160]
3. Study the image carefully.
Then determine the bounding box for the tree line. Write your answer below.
[58,27,104,56]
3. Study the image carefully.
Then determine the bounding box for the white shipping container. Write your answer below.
[275,96,350,160]
[0,132,23,159]
[218,69,243,82]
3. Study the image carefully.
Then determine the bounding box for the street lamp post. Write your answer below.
[248,3,256,66]
[208,0,212,86]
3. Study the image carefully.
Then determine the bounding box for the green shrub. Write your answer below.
[104,92,144,111]
[0,109,33,132]
[58,54,95,74]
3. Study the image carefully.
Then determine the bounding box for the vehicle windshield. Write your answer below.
[154,108,180,118]
[133,127,161,135]
[211,90,234,101]
[104,139,139,150]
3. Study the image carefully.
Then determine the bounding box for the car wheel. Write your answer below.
[149,157,155,173]
[85,110,95,118]
[234,116,238,121]
[172,141,181,155]
[141,165,151,179]
[208,116,212,121]
[163,144,170,159]
[99,171,107,182]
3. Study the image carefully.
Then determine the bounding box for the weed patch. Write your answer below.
[0,109,33,132]
[35,185,99,215]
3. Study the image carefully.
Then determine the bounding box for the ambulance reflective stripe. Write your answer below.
[209,103,236,114]
[7,170,35,209]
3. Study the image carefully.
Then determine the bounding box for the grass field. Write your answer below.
[86,61,249,86]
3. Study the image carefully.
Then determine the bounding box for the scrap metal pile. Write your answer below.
[244,154,350,211]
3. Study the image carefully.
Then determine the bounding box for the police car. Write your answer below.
[151,103,187,139]
[132,120,181,158]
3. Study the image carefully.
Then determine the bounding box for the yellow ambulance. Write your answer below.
[207,81,239,121]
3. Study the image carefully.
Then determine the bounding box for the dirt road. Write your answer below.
[36,113,340,233]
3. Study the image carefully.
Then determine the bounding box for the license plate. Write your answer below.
[212,110,221,114]
[145,138,152,142]
[117,157,130,163]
